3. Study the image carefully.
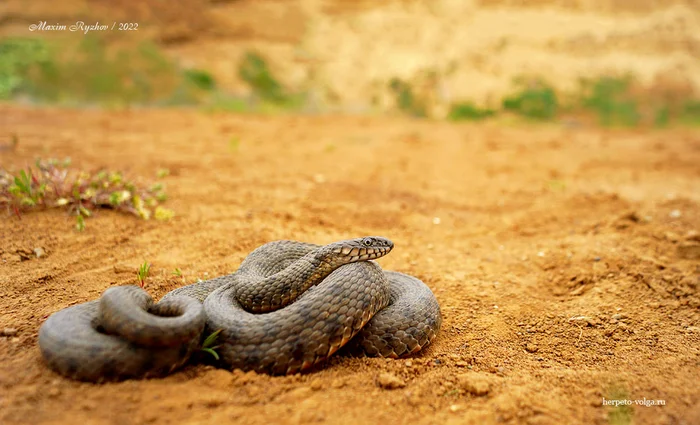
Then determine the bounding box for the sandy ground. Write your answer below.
[0,105,699,424]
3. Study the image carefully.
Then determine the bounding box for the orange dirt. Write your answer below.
[1,106,699,425]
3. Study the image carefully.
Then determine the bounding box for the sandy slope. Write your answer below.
[2,0,699,115]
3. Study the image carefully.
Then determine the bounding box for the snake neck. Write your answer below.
[237,245,350,313]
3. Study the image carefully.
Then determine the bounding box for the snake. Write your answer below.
[38,237,442,382]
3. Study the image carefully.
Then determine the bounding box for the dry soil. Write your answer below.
[1,106,699,425]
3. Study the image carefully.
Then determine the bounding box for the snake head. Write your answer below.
[325,236,394,265]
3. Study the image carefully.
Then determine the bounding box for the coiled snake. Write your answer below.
[38,237,442,382]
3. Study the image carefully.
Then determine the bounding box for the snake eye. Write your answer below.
[362,238,373,246]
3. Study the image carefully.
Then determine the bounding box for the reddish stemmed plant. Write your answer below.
[1,158,173,230]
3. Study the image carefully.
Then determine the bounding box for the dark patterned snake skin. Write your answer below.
[38,237,442,382]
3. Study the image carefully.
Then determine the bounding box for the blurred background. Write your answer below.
[1,0,699,127]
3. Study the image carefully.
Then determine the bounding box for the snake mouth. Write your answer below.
[332,245,393,262]
[326,236,394,264]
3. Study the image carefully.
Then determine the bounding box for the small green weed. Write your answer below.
[75,215,86,232]
[0,158,174,228]
[200,329,222,360]
[156,168,170,179]
[136,261,151,288]
[154,206,175,221]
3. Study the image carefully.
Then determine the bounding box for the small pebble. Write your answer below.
[664,232,680,242]
[113,265,134,274]
[80,400,97,411]
[669,209,681,218]
[376,372,406,389]
[677,242,700,260]
[457,373,490,396]
[586,317,600,327]
[405,391,422,406]
[281,386,312,401]
[201,395,227,408]
[1,328,18,337]
[204,369,237,390]
[309,379,323,391]
[33,247,46,258]
[525,343,539,353]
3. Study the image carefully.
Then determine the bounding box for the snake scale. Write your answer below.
[38,237,442,382]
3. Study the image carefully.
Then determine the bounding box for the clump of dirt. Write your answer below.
[1,106,698,425]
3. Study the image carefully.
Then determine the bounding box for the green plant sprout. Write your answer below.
[136,261,151,288]
[75,215,86,232]
[200,329,222,360]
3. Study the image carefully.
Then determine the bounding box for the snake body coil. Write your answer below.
[38,237,442,381]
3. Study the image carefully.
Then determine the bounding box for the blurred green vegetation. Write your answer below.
[502,78,558,120]
[1,35,699,127]
[235,51,305,111]
[389,78,427,118]
[447,75,700,128]
[680,100,700,125]
[0,38,49,99]
[0,37,306,113]
[238,51,287,104]
[0,36,215,106]
[578,76,640,127]
[447,102,496,121]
